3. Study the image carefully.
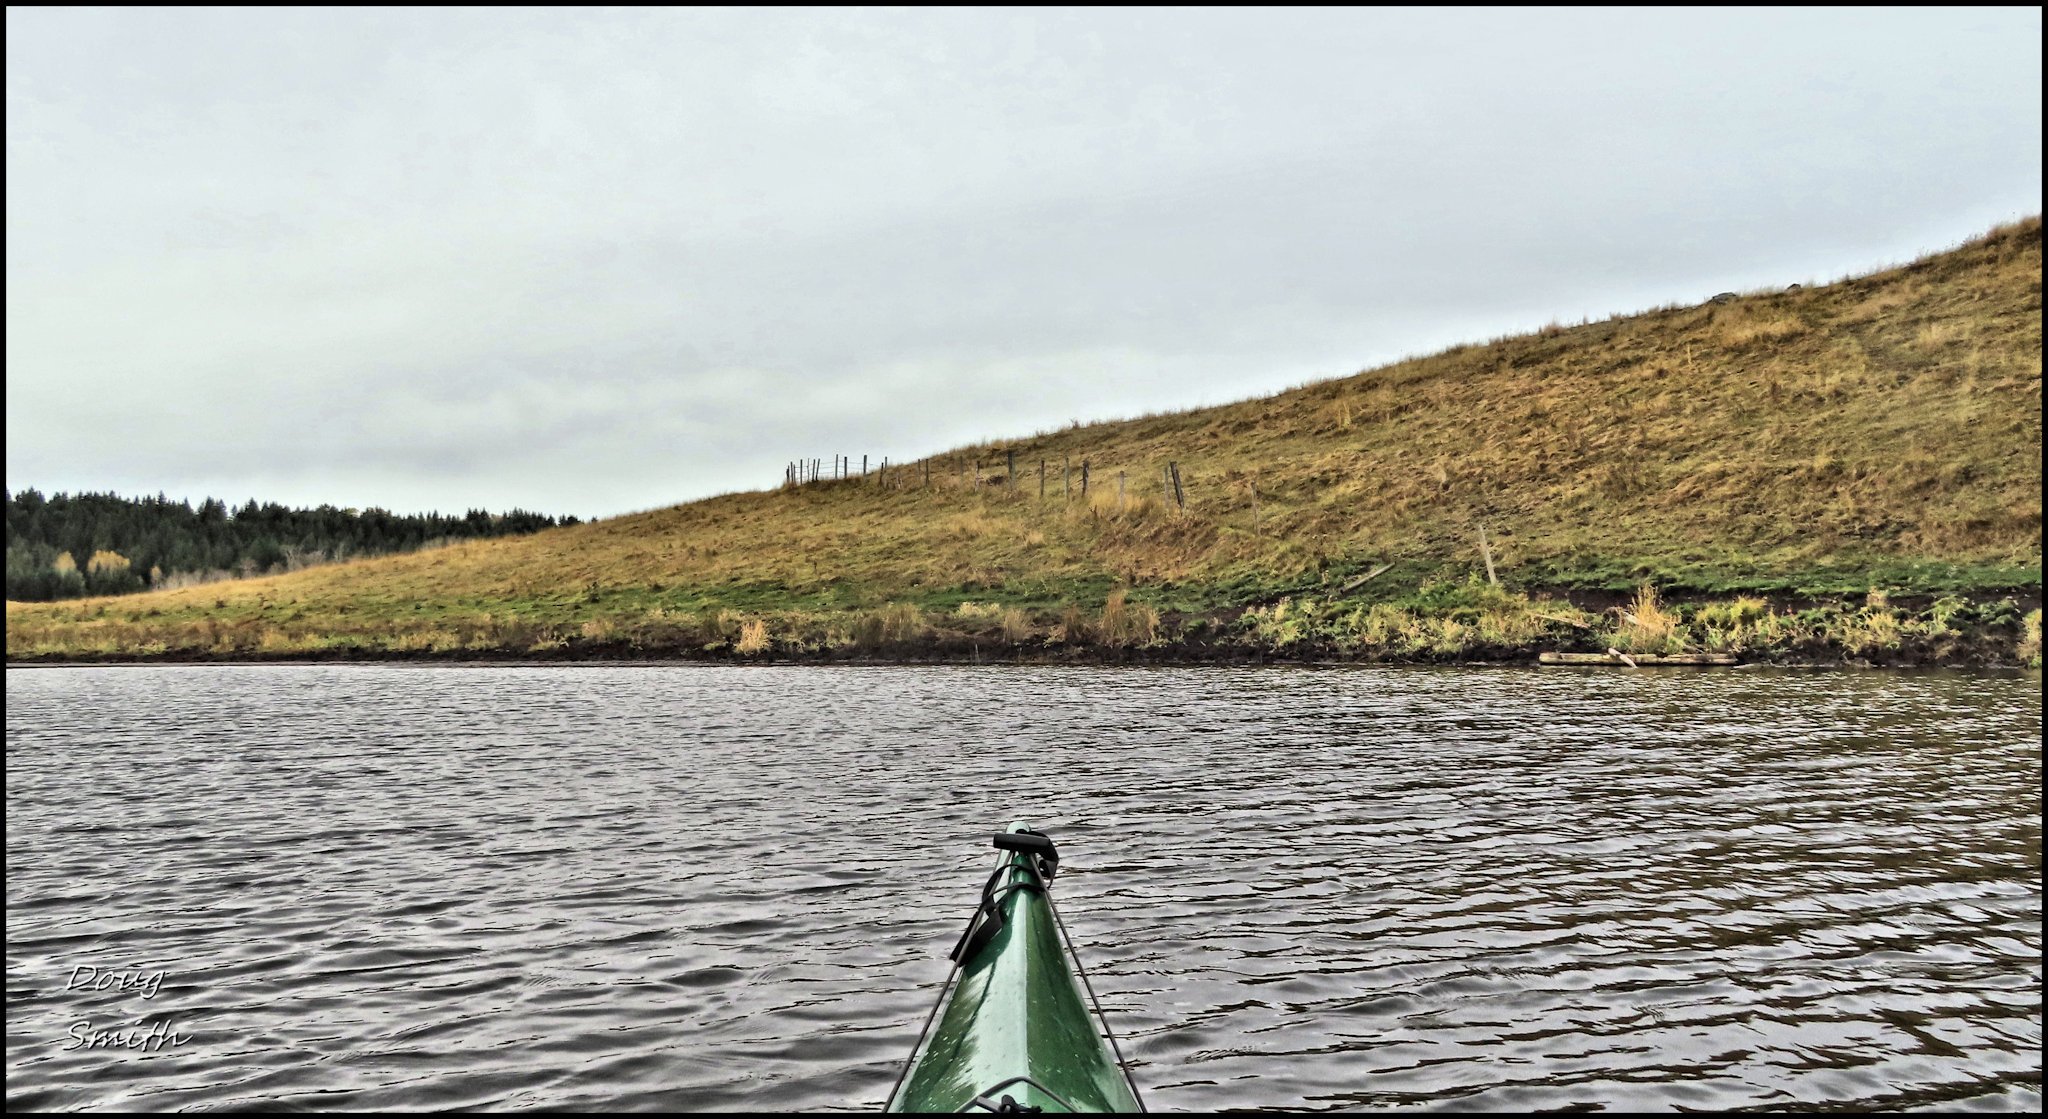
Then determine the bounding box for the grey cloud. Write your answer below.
[6,7,2040,518]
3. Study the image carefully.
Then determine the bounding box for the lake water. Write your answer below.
[5,664,2040,1112]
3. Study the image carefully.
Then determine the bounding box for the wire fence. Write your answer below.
[783,451,1197,516]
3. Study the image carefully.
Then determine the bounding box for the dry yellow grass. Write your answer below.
[1097,589,1158,647]
[735,619,770,655]
[1610,583,1683,654]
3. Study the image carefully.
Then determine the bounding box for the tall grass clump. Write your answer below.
[1242,597,1315,648]
[856,601,928,648]
[1344,602,1421,653]
[1695,595,1773,651]
[1471,601,1552,647]
[1832,604,1904,655]
[1696,596,1772,629]
[1610,583,1684,654]
[1098,589,1157,646]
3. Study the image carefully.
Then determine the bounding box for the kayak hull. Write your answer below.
[888,825,1140,1113]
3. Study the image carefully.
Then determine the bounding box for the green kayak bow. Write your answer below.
[887,824,1145,1114]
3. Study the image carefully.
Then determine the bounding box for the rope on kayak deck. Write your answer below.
[1045,889,1148,1113]
[886,950,961,1112]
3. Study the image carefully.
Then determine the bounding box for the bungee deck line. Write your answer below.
[1043,878,1145,1112]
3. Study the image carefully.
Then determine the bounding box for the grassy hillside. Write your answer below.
[9,218,2042,664]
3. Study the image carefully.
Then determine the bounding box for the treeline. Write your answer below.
[6,489,581,602]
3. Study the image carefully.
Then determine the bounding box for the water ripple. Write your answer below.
[5,664,2040,1111]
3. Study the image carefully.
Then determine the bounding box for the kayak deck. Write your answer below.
[887,824,1142,1113]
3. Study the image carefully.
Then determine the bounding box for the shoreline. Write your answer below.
[11,581,2040,670]
[7,660,2036,672]
[11,584,2040,670]
[8,641,2040,671]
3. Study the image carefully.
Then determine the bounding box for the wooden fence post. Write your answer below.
[1063,456,1070,503]
[1039,460,1046,500]
[1479,525,1498,585]
[1117,471,1126,509]
[1007,450,1015,490]
[1081,460,1090,499]
[1250,476,1259,527]
[1170,462,1186,512]
[862,454,868,477]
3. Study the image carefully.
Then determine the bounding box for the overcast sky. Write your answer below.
[6,8,2041,520]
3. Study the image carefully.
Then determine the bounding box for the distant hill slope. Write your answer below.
[8,218,2040,661]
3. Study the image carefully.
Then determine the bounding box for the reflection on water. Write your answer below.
[5,665,2040,1111]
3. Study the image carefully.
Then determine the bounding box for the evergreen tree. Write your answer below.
[5,489,578,601]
